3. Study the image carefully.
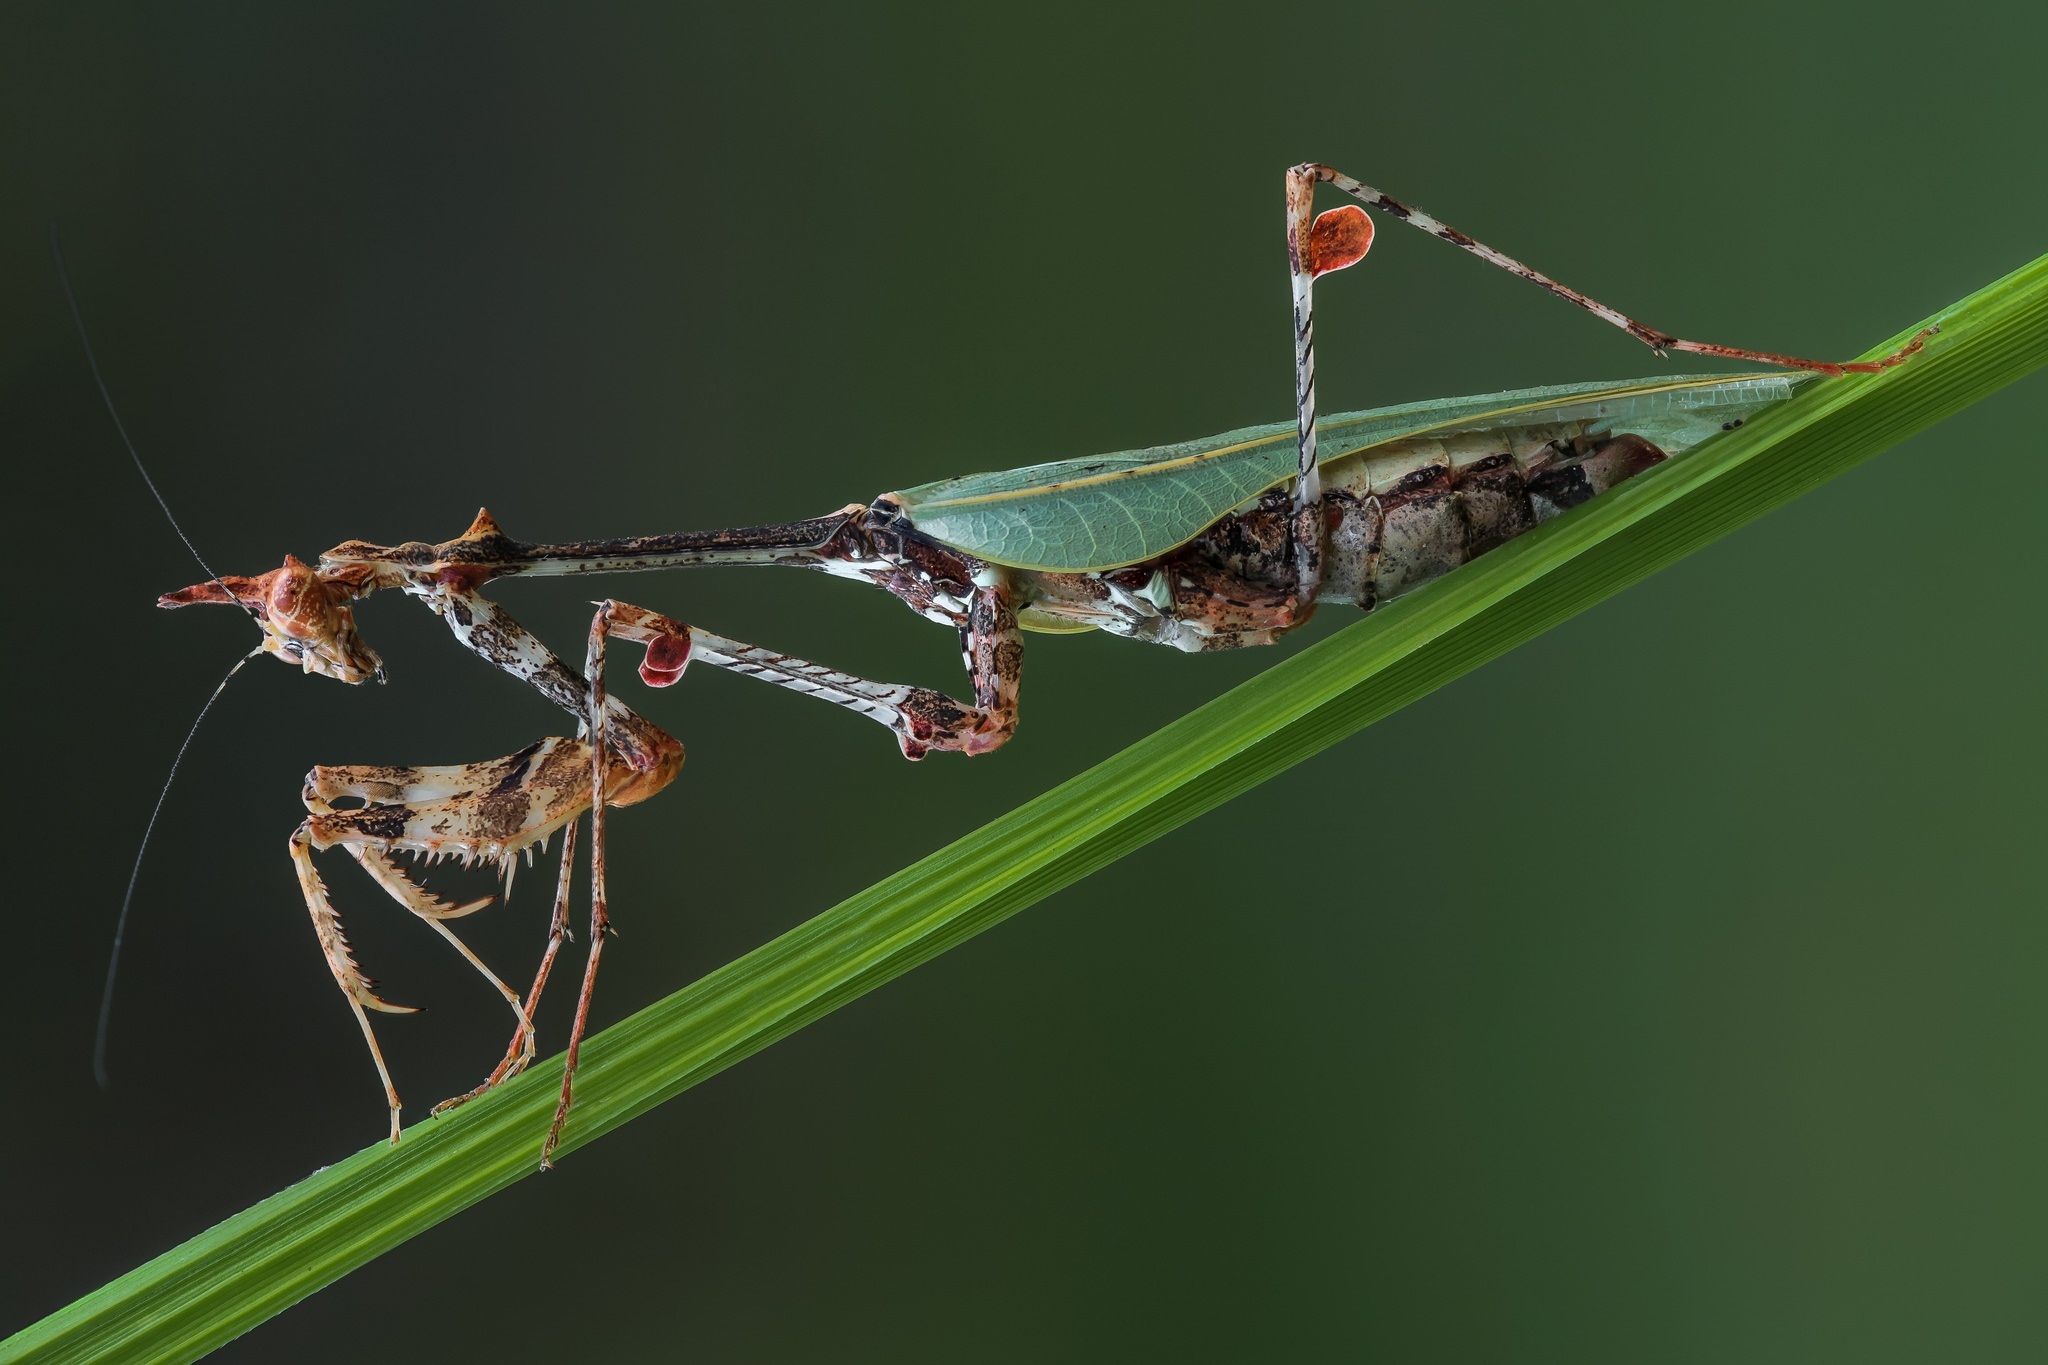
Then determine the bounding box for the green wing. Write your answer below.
[894,372,1814,572]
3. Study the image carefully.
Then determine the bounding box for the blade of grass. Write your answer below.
[11,252,2045,1365]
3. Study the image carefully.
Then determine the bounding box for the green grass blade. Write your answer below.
[10,252,2045,1365]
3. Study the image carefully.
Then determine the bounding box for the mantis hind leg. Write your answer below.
[1296,162,1935,375]
[1278,159,1931,623]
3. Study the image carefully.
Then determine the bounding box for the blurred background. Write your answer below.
[4,3,2044,1359]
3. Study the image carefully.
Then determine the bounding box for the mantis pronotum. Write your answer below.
[144,164,1928,1164]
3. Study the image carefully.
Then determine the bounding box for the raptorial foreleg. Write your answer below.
[288,824,417,1144]
[303,771,532,1058]
[354,846,534,1064]
[293,729,683,1143]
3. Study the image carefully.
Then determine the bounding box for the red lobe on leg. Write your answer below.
[1308,205,1373,277]
[638,632,692,687]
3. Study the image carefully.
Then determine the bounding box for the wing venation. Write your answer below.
[895,373,1810,571]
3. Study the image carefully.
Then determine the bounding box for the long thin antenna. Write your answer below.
[48,223,257,625]
[52,223,267,1089]
[93,648,261,1089]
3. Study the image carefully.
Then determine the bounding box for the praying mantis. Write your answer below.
[151,163,1931,1165]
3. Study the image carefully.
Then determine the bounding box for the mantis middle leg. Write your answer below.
[602,594,1022,759]
[409,567,1024,761]
[433,818,578,1118]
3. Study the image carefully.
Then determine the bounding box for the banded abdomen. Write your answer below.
[1313,421,1665,610]
[1011,419,1671,647]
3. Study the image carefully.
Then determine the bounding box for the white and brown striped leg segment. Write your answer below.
[1286,166,1322,605]
[1285,164,1379,607]
[409,577,674,775]
[600,590,1021,759]
[1295,162,1935,376]
[313,508,1028,760]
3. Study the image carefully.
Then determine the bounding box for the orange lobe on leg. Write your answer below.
[1308,205,1373,277]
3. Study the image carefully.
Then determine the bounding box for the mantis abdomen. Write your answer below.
[1316,422,1667,611]
[1015,419,1669,645]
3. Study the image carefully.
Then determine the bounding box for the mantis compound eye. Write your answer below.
[160,554,386,685]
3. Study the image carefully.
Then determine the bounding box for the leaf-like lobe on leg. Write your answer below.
[1309,205,1373,277]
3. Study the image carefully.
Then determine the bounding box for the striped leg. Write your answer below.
[1296,161,1934,376]
[1285,164,1378,608]
[600,595,1021,760]
[1286,166,1323,606]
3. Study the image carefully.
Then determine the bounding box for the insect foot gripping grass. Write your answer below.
[159,162,1933,1162]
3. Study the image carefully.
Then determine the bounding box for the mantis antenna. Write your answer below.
[49,226,259,623]
[50,223,263,1090]
[94,648,262,1089]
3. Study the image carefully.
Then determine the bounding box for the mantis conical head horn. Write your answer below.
[160,555,386,684]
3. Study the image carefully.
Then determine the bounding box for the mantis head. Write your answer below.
[160,555,386,684]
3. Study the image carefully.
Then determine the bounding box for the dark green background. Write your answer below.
[5,4,2043,1359]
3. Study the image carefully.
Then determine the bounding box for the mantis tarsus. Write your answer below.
[152,163,1932,1164]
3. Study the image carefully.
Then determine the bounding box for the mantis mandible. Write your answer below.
[156,163,1931,1164]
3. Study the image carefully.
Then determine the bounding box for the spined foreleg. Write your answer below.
[304,767,536,1052]
[291,729,682,1143]
[288,825,417,1144]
